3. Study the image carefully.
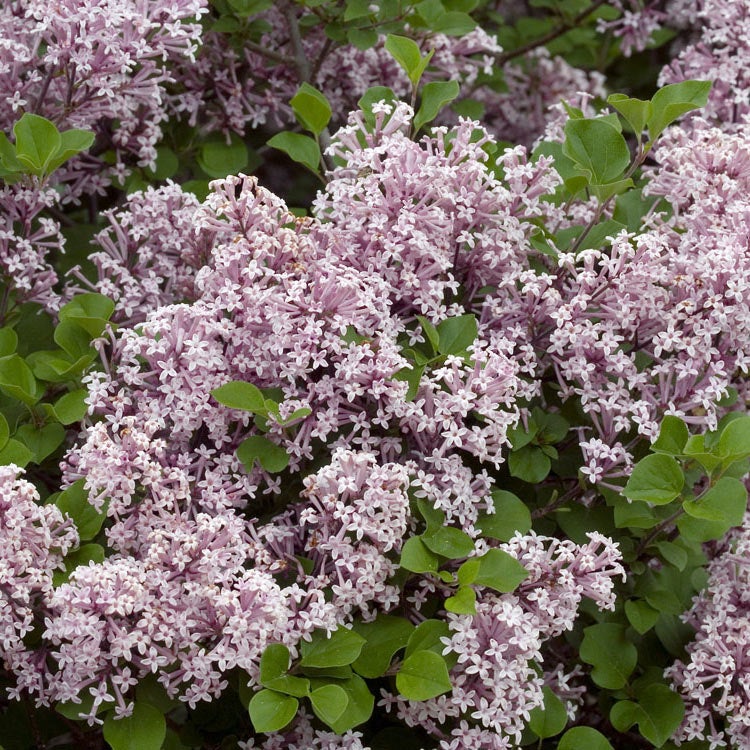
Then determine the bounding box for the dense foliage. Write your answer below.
[0,1,748,749]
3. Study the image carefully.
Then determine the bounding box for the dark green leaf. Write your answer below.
[0,354,41,406]
[236,436,289,473]
[476,491,532,541]
[682,476,746,527]
[610,685,685,747]
[197,134,249,178]
[558,727,614,750]
[328,675,374,733]
[352,616,414,678]
[405,620,450,658]
[625,599,660,635]
[102,702,166,750]
[508,445,551,483]
[422,526,474,559]
[528,686,568,738]
[580,623,637,689]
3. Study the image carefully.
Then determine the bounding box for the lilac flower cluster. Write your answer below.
[0,465,78,702]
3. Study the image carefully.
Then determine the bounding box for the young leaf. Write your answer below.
[291,83,332,136]
[414,80,460,131]
[48,128,96,172]
[236,435,289,473]
[248,690,298,734]
[607,93,652,137]
[444,585,477,614]
[102,702,166,750]
[396,650,452,701]
[562,118,631,184]
[384,35,433,87]
[299,627,366,669]
[13,114,61,175]
[647,80,711,141]
[211,381,266,413]
[473,548,528,593]
[622,453,684,504]
[422,526,474,559]
[267,132,321,172]
[436,314,478,355]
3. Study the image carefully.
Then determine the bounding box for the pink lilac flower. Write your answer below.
[0,465,78,702]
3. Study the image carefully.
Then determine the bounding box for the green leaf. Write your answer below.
[457,558,480,585]
[422,526,474,559]
[0,354,41,406]
[102,702,166,750]
[260,644,291,683]
[476,491,532,541]
[647,80,711,141]
[211,381,266,413]
[16,422,65,463]
[13,114,61,175]
[59,293,115,338]
[248,690,298,734]
[562,118,631,184]
[625,599,660,635]
[352,616,415,678]
[717,415,750,461]
[436,314,478,355]
[396,650,452,701]
[508,445,551,483]
[267,132,321,172]
[416,315,439,353]
[0,327,18,356]
[473,548,528,593]
[393,363,424,401]
[580,623,637,689]
[558,727,614,750]
[414,80,460,131]
[48,128,96,172]
[682,434,722,473]
[622,453,684,504]
[405,620,450,658]
[55,479,106,541]
[300,627,366,669]
[197,134,249,178]
[53,389,89,425]
[400,536,439,573]
[236,435,289,473]
[654,541,688,571]
[384,35,433,87]
[429,10,476,34]
[0,132,22,174]
[291,83,332,136]
[328,675,374,733]
[358,86,397,126]
[528,686,568,739]
[310,684,348,727]
[610,685,685,747]
[0,414,7,451]
[0,438,33,468]
[53,543,105,587]
[445,585,477,614]
[607,93,652,136]
[652,415,689,455]
[682,476,747,527]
